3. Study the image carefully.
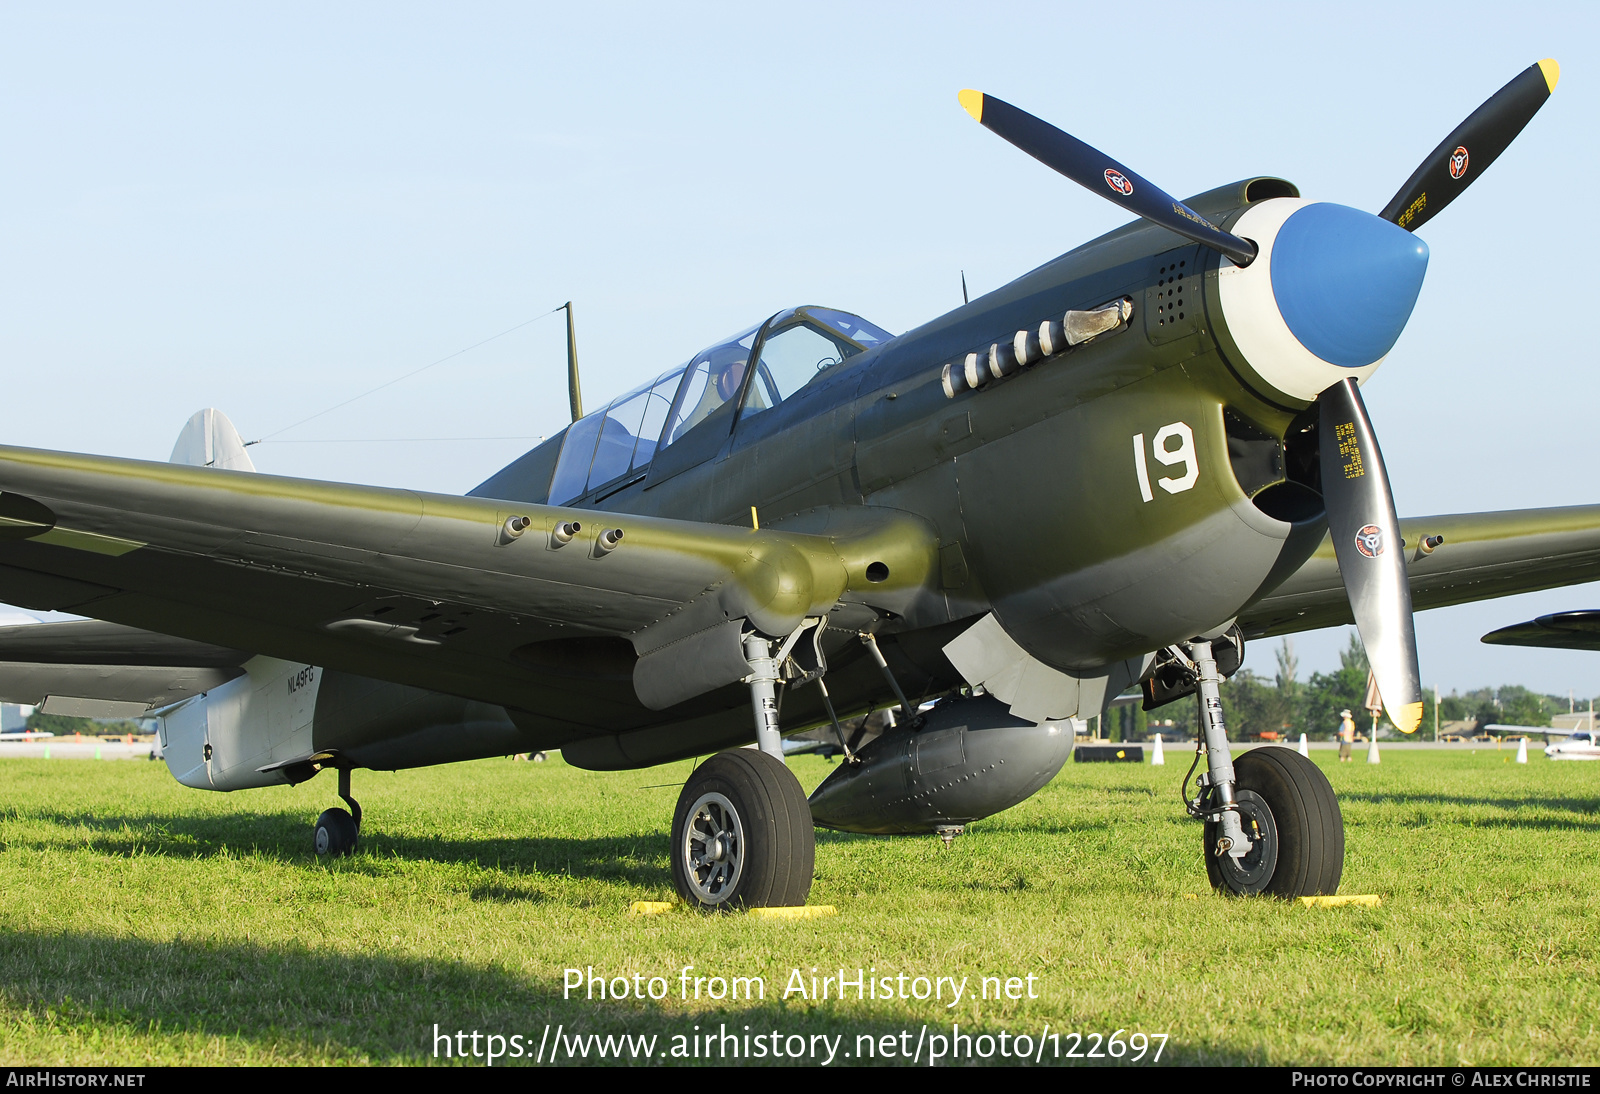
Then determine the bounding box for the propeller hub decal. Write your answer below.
[1354,524,1385,558]
[1449,145,1469,180]
[1103,169,1133,196]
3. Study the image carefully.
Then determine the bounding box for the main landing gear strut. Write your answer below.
[670,631,816,909]
[1170,637,1344,898]
[313,767,362,857]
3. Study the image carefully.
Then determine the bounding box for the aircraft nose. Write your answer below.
[1268,202,1430,368]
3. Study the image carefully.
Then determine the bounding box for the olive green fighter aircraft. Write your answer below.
[0,60,1584,907]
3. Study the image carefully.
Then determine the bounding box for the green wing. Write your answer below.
[0,445,935,722]
[1241,505,1600,638]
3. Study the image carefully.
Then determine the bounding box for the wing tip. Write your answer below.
[1538,58,1560,93]
[957,89,984,122]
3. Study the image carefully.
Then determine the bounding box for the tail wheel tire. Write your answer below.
[314,807,359,857]
[1204,747,1342,898]
[671,749,815,909]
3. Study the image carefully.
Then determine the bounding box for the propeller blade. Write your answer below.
[958,90,1258,266]
[1378,59,1559,232]
[1318,378,1423,734]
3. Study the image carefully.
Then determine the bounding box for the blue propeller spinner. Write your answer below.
[1270,203,1430,370]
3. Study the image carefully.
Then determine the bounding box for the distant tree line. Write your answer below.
[23,712,148,736]
[1098,633,1576,742]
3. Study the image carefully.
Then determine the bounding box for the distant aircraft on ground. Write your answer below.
[1483,723,1600,760]
[1482,609,1600,760]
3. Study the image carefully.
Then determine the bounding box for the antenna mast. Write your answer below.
[564,301,583,422]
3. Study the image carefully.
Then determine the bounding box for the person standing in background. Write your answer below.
[1338,709,1356,762]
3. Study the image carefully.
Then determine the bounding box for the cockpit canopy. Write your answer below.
[547,306,891,505]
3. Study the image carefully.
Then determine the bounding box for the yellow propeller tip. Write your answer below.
[958,89,984,122]
[1392,701,1424,735]
[1538,58,1560,93]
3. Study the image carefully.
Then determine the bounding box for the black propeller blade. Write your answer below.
[957,64,1555,737]
[958,90,1257,267]
[1317,378,1423,734]
[1379,60,1559,232]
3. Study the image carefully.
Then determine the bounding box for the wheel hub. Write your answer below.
[1212,789,1279,895]
[682,792,746,904]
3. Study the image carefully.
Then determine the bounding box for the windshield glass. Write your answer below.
[657,323,761,452]
[800,306,893,350]
[740,307,892,419]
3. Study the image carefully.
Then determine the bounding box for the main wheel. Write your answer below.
[314,807,359,857]
[1204,747,1342,898]
[671,749,814,909]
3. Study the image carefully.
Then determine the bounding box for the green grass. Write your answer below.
[1,747,1596,1065]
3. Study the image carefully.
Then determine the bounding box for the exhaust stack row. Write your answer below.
[943,297,1132,399]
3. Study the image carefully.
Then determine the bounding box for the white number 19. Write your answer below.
[1133,422,1198,503]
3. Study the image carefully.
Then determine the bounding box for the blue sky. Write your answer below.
[0,1,1595,696]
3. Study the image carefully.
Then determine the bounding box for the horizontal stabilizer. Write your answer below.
[0,620,247,666]
[0,620,248,709]
[39,695,154,718]
[0,662,244,710]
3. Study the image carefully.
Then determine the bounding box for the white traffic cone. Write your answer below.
[1298,732,1309,758]
[1366,735,1381,764]
[1151,733,1165,765]
[1516,737,1528,764]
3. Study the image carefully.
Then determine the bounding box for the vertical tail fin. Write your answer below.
[169,409,255,472]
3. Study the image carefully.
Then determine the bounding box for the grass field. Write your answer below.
[1,746,1596,1066]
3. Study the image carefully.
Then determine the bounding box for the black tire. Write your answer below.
[671,749,815,909]
[314,808,359,857]
[1204,747,1342,898]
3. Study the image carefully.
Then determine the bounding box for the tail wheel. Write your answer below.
[671,749,814,909]
[1205,747,1343,898]
[314,807,359,857]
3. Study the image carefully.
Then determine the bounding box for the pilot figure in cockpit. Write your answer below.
[668,345,751,443]
[711,347,748,404]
